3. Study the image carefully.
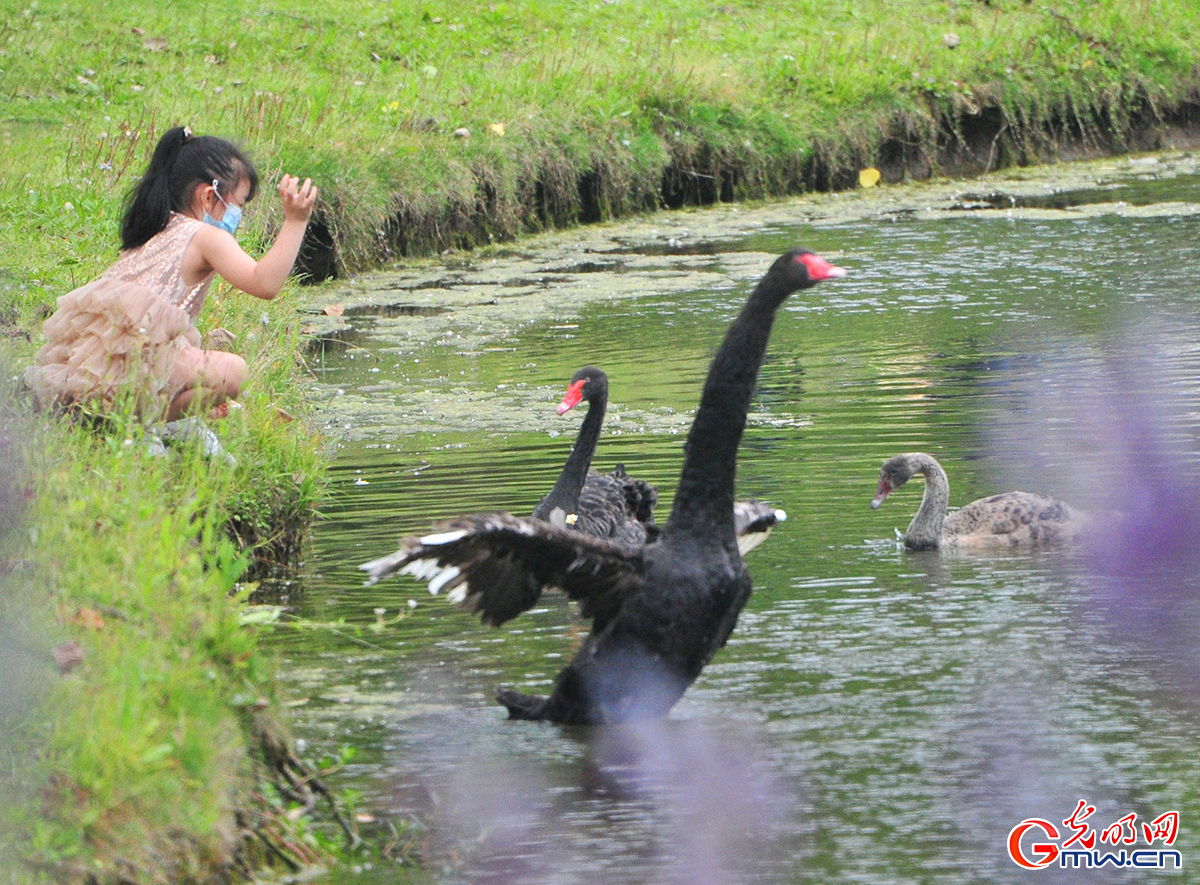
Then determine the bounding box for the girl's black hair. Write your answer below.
[119,126,260,250]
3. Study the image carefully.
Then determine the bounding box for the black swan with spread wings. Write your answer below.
[361,248,845,723]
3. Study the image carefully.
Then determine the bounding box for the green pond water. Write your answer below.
[273,155,1200,884]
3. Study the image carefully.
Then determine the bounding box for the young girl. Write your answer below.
[25,125,317,422]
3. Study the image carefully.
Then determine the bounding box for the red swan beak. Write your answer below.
[799,252,847,281]
[871,477,892,510]
[557,379,587,415]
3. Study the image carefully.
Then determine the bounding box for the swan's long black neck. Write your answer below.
[533,391,606,520]
[667,274,792,542]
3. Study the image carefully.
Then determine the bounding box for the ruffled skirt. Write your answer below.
[24,278,201,420]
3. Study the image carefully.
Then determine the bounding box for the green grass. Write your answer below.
[2,1,1199,882]
[0,275,330,883]
[0,311,332,883]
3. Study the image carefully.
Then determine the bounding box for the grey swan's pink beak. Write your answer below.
[871,478,892,510]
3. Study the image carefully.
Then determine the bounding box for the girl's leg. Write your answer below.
[166,347,248,421]
[166,387,215,421]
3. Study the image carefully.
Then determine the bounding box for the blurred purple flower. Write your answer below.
[988,327,1200,702]
[395,699,796,884]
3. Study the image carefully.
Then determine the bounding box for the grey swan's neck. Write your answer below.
[667,271,792,545]
[532,390,606,521]
[904,453,951,549]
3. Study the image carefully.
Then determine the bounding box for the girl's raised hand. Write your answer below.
[279,174,317,223]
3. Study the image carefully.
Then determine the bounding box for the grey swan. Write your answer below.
[870,451,1086,550]
[540,365,786,554]
[360,248,845,723]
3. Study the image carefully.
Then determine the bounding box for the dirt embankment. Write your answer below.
[295,89,1200,283]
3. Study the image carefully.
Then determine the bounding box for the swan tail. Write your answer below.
[733,500,787,555]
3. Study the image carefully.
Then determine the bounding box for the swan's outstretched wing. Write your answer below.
[733,500,787,555]
[359,512,646,628]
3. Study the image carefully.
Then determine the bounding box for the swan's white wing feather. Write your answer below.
[428,564,462,596]
[736,530,770,556]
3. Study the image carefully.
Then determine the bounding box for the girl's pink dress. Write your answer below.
[25,214,216,420]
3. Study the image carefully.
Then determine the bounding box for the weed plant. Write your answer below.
[0,418,314,882]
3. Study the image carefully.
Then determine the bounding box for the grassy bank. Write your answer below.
[0,308,332,884]
[2,1,1200,883]
[1,405,300,882]
[3,0,1200,295]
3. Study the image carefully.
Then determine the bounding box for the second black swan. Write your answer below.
[360,248,845,723]
[540,365,786,553]
[533,365,658,546]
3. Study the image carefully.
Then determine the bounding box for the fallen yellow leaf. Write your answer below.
[488,122,506,136]
[859,167,881,188]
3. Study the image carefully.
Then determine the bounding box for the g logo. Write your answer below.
[1008,819,1062,869]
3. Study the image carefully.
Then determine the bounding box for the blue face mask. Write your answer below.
[202,180,243,235]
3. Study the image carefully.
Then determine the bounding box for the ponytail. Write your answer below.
[120,125,259,250]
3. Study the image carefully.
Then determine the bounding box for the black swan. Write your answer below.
[538,365,786,552]
[870,452,1086,550]
[533,365,657,546]
[360,248,845,723]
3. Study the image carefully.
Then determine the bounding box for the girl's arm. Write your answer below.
[194,175,318,300]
